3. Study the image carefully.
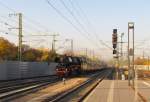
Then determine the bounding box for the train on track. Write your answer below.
[0,55,106,81]
[55,55,104,77]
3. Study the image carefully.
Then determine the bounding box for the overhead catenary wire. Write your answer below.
[69,0,112,50]
[0,19,18,36]
[23,16,52,32]
[46,0,103,49]
[0,1,16,12]
[0,14,50,35]
[0,1,67,51]
[0,17,49,48]
[59,0,92,38]
[0,1,53,36]
[69,0,93,32]
[0,29,18,37]
[45,0,85,34]
[59,0,104,49]
[0,0,112,53]
[0,1,55,48]
[0,14,44,35]
[0,18,34,37]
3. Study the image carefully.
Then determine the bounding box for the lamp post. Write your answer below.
[128,22,135,86]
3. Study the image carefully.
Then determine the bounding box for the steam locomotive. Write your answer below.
[55,55,102,77]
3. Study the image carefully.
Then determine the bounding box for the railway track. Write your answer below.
[0,76,60,101]
[44,68,113,102]
[0,69,112,102]
[0,76,57,93]
[0,75,56,88]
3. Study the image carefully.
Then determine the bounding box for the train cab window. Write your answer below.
[68,57,73,63]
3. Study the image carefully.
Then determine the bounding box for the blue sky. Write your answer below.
[0,0,150,60]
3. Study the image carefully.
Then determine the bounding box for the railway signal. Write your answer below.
[113,49,117,54]
[113,44,117,49]
[112,29,117,47]
[112,29,118,54]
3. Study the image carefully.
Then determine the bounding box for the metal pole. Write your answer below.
[148,56,149,70]
[93,50,95,61]
[52,41,54,52]
[50,34,58,62]
[143,51,145,59]
[117,40,119,80]
[128,24,130,85]
[71,39,73,55]
[121,33,124,57]
[8,13,23,61]
[132,23,135,87]
[18,13,22,61]
[52,35,55,52]
[85,48,88,57]
[120,33,124,68]
[52,34,59,52]
[128,22,135,87]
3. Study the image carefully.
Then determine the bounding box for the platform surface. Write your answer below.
[83,80,150,102]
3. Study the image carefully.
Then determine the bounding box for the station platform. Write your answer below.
[83,80,150,102]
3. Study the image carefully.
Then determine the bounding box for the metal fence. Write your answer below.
[0,61,58,80]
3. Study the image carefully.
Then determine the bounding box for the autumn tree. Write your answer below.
[22,48,42,61]
[49,50,57,62]
[41,51,49,61]
[134,57,146,65]
[0,37,17,61]
[0,37,58,62]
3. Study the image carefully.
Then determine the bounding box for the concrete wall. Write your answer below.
[0,61,58,80]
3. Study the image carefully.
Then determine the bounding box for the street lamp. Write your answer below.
[128,22,135,86]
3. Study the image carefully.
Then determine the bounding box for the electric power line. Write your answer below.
[60,0,92,38]
[0,1,53,36]
[69,0,112,50]
[60,0,104,49]
[46,0,103,49]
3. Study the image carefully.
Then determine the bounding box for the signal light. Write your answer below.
[112,34,117,44]
[128,23,134,29]
[112,29,117,49]
[113,49,117,54]
[113,44,117,49]
[113,29,117,34]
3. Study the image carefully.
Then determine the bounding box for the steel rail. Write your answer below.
[47,69,112,102]
[0,77,60,101]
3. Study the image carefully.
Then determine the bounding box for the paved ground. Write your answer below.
[136,80,150,101]
[12,77,88,102]
[83,80,150,102]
